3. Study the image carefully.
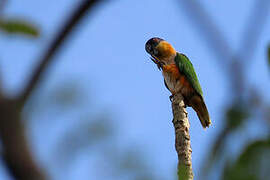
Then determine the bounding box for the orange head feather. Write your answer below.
[155,41,176,59]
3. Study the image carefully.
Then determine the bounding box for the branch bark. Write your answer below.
[172,93,193,180]
[0,98,46,180]
[19,0,101,106]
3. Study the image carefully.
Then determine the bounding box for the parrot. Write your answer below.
[145,37,211,128]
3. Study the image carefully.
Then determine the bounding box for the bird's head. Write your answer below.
[145,37,176,68]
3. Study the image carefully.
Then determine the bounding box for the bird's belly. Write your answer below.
[163,72,183,94]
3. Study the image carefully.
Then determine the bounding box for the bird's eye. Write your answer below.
[145,44,152,53]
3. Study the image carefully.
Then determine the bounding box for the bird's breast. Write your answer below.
[162,64,182,94]
[162,64,191,95]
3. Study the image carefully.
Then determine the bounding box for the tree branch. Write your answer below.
[179,0,232,68]
[19,0,101,106]
[0,98,46,180]
[0,0,7,16]
[172,93,193,180]
[178,1,270,178]
[238,0,270,60]
[179,0,270,97]
[0,1,102,179]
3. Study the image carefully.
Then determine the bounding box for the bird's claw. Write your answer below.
[169,94,174,102]
[170,95,188,107]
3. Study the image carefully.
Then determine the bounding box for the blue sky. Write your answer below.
[0,0,270,179]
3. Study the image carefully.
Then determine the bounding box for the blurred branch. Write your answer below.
[178,0,232,67]
[0,0,7,16]
[172,93,193,180]
[179,0,270,63]
[0,98,46,180]
[0,1,103,179]
[0,64,3,98]
[0,0,46,178]
[239,0,270,60]
[267,44,270,69]
[203,101,250,177]
[19,0,101,106]
[179,0,270,178]
[179,0,270,97]
[233,0,270,96]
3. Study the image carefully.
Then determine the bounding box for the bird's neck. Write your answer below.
[162,53,176,65]
[156,41,177,65]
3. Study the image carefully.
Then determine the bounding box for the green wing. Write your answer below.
[174,52,203,97]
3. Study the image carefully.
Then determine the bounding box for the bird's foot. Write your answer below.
[169,94,174,102]
[182,98,189,108]
[170,94,188,108]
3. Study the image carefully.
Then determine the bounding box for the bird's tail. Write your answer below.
[189,95,211,128]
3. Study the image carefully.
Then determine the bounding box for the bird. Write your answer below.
[145,37,211,128]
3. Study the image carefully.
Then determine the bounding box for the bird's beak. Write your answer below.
[150,56,159,64]
[150,55,163,71]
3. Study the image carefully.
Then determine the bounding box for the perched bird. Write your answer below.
[145,37,211,128]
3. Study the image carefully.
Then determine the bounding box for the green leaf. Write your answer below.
[226,103,249,130]
[0,19,39,37]
[223,139,270,180]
